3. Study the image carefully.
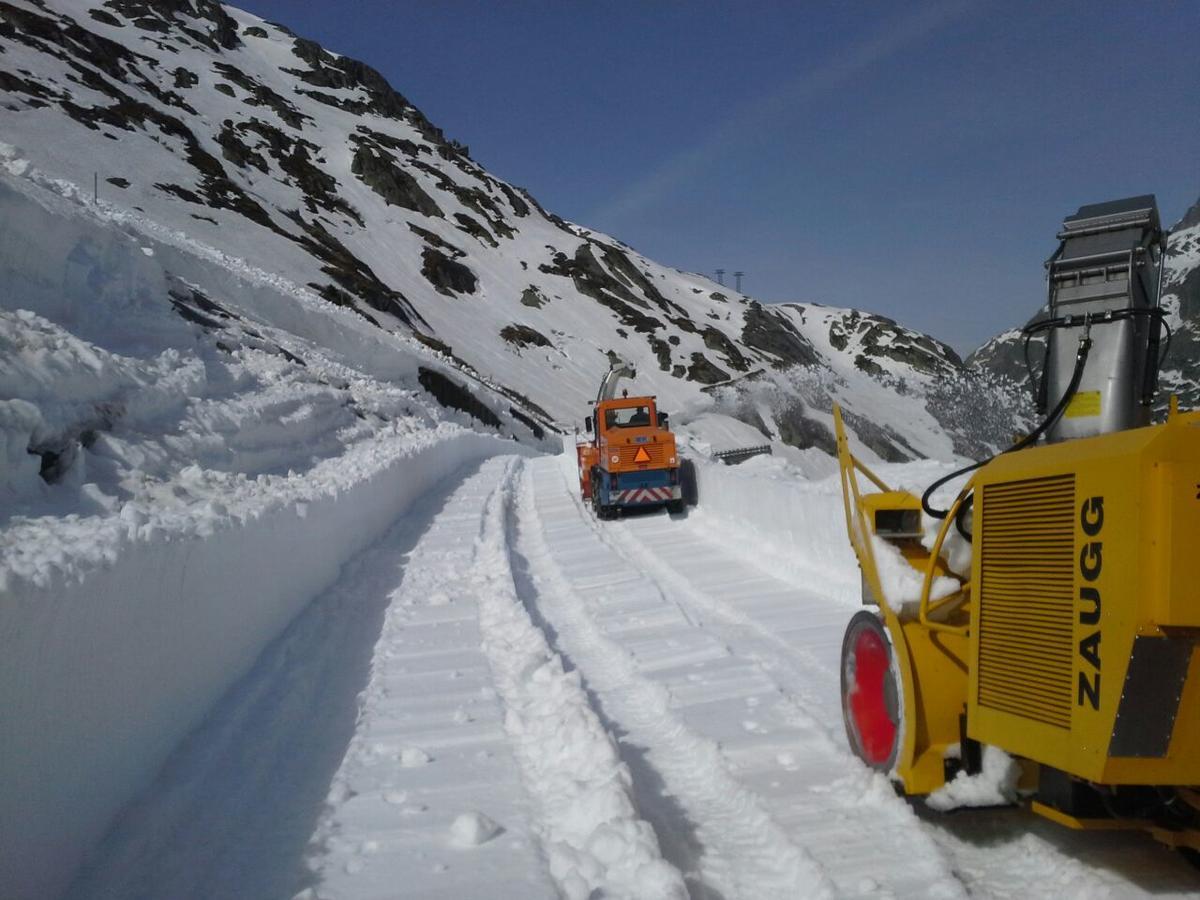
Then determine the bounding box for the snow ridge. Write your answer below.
[473,459,687,900]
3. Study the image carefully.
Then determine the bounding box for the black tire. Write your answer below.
[680,458,698,507]
[667,499,685,515]
[591,469,613,520]
[840,611,901,772]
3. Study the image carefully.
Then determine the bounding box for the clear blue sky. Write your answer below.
[234,0,1198,353]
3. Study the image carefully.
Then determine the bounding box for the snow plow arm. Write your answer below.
[832,404,971,794]
[833,405,909,612]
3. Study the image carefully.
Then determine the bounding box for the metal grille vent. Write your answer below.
[978,473,1075,729]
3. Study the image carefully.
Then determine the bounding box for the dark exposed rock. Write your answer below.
[356,125,425,157]
[0,68,61,101]
[520,286,547,308]
[212,61,308,128]
[216,120,268,172]
[308,282,380,327]
[410,159,514,238]
[408,224,465,258]
[829,309,961,378]
[171,65,196,88]
[775,403,836,455]
[412,331,453,356]
[349,136,442,217]
[840,408,919,462]
[286,212,426,328]
[102,0,241,51]
[453,212,497,248]
[500,324,551,349]
[418,367,501,429]
[686,352,730,385]
[741,302,821,369]
[509,406,544,440]
[854,354,885,377]
[2,1,158,85]
[213,81,233,97]
[243,25,268,38]
[105,176,129,188]
[88,9,121,27]
[497,182,529,217]
[539,244,663,333]
[130,16,167,34]
[598,243,688,318]
[286,37,436,133]
[649,336,673,372]
[154,181,203,204]
[701,325,751,372]
[167,282,234,329]
[421,248,477,296]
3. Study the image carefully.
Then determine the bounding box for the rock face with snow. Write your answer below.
[0,0,1022,465]
[967,199,1200,414]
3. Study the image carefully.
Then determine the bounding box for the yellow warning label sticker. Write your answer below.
[1065,391,1101,418]
[633,447,651,463]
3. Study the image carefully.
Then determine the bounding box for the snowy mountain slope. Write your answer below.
[0,0,1019,464]
[967,199,1200,413]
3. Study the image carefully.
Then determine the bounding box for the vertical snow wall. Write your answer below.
[0,432,526,899]
[0,178,535,898]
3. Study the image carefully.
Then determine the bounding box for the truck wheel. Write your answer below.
[667,499,685,515]
[841,611,901,771]
[590,470,612,520]
[680,459,698,507]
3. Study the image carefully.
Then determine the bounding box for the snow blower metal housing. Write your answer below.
[1039,196,1165,443]
[833,195,1200,858]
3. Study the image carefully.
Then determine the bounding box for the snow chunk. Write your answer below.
[399,747,431,767]
[448,811,502,847]
[870,533,960,616]
[926,745,1020,811]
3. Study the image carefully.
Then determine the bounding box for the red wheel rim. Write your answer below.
[847,625,897,766]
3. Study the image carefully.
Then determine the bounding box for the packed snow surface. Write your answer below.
[13,452,1196,899]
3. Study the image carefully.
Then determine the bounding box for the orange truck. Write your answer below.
[576,364,687,518]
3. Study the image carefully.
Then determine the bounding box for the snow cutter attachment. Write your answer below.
[833,405,974,793]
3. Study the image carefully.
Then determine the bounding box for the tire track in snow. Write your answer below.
[584,497,966,899]
[469,458,687,900]
[517,459,837,900]
[307,455,680,900]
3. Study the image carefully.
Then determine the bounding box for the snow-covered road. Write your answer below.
[64,454,1200,899]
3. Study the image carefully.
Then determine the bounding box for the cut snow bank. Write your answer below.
[686,453,859,599]
[0,428,527,900]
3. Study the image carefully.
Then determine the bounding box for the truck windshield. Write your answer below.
[605,406,651,428]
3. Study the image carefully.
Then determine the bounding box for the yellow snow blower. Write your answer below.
[835,196,1200,856]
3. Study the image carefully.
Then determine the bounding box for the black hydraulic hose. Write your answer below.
[921,333,1093,520]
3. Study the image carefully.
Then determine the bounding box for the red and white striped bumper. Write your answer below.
[610,486,680,504]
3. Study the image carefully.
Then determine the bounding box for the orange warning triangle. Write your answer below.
[634,446,651,463]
